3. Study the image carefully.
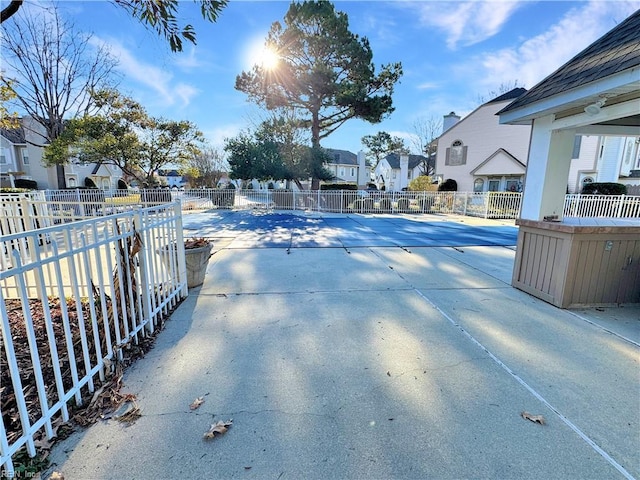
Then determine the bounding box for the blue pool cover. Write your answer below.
[182,211,518,249]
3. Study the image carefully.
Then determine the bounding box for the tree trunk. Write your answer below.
[56,164,67,188]
[311,109,321,190]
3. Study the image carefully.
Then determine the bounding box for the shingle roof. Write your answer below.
[485,87,527,105]
[0,127,26,144]
[325,148,358,165]
[500,9,640,114]
[385,153,427,170]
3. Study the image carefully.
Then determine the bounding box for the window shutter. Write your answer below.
[445,148,451,166]
[461,146,468,165]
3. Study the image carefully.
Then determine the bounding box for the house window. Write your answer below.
[392,170,397,179]
[339,168,345,177]
[572,136,582,159]
[407,170,412,180]
[20,148,29,165]
[488,179,500,191]
[505,179,520,192]
[350,167,355,177]
[68,177,77,187]
[582,176,594,189]
[0,149,6,164]
[473,178,484,192]
[445,140,467,166]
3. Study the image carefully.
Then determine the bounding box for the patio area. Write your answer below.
[46,211,639,479]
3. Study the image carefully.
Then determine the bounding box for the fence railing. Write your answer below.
[2,190,639,238]
[0,202,187,475]
[174,189,524,218]
[563,194,640,218]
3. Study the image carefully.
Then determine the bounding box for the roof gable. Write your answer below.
[470,148,526,176]
[485,87,527,105]
[384,153,428,170]
[0,127,26,144]
[325,148,357,165]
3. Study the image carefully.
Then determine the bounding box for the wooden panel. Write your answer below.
[513,223,640,308]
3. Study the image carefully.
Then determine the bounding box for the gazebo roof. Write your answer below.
[499,10,640,128]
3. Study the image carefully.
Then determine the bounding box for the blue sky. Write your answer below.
[17,1,640,155]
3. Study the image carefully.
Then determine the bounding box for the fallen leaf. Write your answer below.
[190,397,205,410]
[521,411,546,425]
[50,472,65,480]
[203,419,233,439]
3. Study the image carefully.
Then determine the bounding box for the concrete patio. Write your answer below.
[46,211,639,479]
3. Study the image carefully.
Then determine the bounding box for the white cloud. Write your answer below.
[173,46,203,70]
[98,37,198,108]
[411,1,524,49]
[203,123,244,149]
[416,82,438,91]
[472,1,640,91]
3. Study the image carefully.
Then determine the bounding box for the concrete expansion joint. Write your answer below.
[199,287,415,297]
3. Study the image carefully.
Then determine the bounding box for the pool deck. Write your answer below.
[46,210,639,480]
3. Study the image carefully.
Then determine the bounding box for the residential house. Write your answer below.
[374,153,430,191]
[1,117,123,190]
[435,88,531,193]
[436,89,639,195]
[157,169,188,189]
[0,126,29,188]
[324,148,370,188]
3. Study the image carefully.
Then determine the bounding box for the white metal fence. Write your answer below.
[0,202,187,475]
[175,189,525,218]
[563,194,640,218]
[2,190,639,241]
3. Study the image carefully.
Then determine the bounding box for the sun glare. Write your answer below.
[261,47,279,70]
[245,37,280,71]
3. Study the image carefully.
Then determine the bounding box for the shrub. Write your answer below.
[14,178,38,190]
[581,182,627,195]
[320,183,358,191]
[408,175,437,192]
[438,178,457,192]
[0,187,30,193]
[84,177,98,188]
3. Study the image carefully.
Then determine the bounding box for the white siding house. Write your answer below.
[324,148,370,187]
[374,153,429,191]
[1,117,123,190]
[435,88,531,193]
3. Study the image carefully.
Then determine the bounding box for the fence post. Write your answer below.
[484,192,490,219]
[616,195,625,218]
[134,210,154,333]
[174,201,188,297]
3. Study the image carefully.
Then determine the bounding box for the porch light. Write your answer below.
[584,98,606,116]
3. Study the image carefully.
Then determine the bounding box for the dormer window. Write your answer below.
[446,140,467,166]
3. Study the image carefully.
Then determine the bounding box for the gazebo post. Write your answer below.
[520,115,575,221]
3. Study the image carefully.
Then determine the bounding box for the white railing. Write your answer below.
[172,189,523,218]
[2,190,639,243]
[0,202,188,475]
[563,194,640,218]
